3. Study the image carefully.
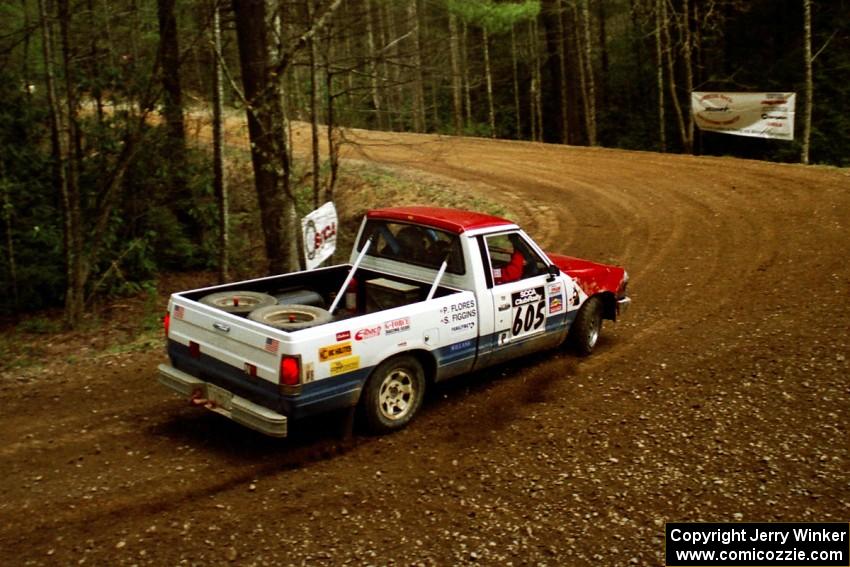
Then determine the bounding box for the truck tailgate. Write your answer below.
[168,296,285,384]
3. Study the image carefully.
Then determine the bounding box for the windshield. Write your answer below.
[358,220,465,275]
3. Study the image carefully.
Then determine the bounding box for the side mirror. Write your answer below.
[547,264,560,281]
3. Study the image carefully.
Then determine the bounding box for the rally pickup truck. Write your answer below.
[159,207,630,437]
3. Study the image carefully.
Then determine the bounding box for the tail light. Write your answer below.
[279,356,300,387]
[163,312,171,338]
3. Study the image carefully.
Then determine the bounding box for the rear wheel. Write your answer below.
[362,355,425,434]
[568,296,603,356]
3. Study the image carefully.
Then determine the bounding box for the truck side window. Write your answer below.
[486,233,547,285]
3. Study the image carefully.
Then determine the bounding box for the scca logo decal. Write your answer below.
[512,287,543,307]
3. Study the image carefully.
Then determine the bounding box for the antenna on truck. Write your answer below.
[329,236,373,315]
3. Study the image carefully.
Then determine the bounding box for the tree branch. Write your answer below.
[267,0,345,82]
[812,29,838,63]
[212,36,250,109]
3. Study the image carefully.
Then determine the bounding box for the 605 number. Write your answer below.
[512,301,545,335]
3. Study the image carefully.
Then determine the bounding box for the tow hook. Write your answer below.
[190,389,215,409]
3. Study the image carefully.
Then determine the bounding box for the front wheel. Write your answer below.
[568,296,603,356]
[361,355,425,434]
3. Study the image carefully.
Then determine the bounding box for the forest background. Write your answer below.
[0,0,847,327]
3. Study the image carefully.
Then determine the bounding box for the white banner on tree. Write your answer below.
[301,202,338,270]
[691,92,796,141]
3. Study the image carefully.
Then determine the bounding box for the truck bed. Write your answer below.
[163,266,475,426]
[178,264,458,316]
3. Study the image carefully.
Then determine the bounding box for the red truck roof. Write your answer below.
[367,206,514,235]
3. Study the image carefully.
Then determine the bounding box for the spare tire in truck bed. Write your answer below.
[199,291,277,314]
[248,304,333,331]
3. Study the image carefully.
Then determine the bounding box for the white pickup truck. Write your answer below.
[159,207,630,437]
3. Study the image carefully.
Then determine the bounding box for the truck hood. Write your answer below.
[547,252,627,296]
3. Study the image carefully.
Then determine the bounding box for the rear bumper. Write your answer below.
[617,296,631,317]
[158,363,288,437]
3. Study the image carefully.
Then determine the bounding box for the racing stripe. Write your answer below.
[434,338,477,366]
[547,311,575,331]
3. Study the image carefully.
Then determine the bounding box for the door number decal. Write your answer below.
[510,287,546,337]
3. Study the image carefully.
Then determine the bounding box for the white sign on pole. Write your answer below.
[691,92,796,141]
[301,202,338,270]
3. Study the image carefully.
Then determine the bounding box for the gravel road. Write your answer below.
[1,130,848,566]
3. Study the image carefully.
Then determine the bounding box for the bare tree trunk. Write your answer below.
[572,3,588,143]
[307,0,322,209]
[430,76,440,132]
[450,13,463,135]
[211,0,228,283]
[597,0,609,115]
[56,0,85,326]
[461,20,473,130]
[541,0,565,143]
[529,19,542,142]
[365,0,384,130]
[0,162,19,314]
[86,0,106,124]
[801,0,813,164]
[101,0,114,69]
[232,0,291,274]
[557,0,570,144]
[128,0,140,75]
[379,0,396,131]
[663,0,687,153]
[275,4,299,273]
[628,0,644,107]
[655,0,666,151]
[341,0,354,112]
[275,6,294,186]
[292,62,306,122]
[679,0,694,153]
[284,63,296,151]
[325,28,339,200]
[423,13,439,131]
[232,0,344,272]
[580,0,597,146]
[22,0,32,102]
[408,0,426,132]
[482,27,496,138]
[510,25,522,139]
[269,0,298,272]
[326,102,339,202]
[39,0,164,319]
[156,0,186,165]
[277,0,298,272]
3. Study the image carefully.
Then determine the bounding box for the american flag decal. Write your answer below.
[174,305,184,320]
[264,338,279,354]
